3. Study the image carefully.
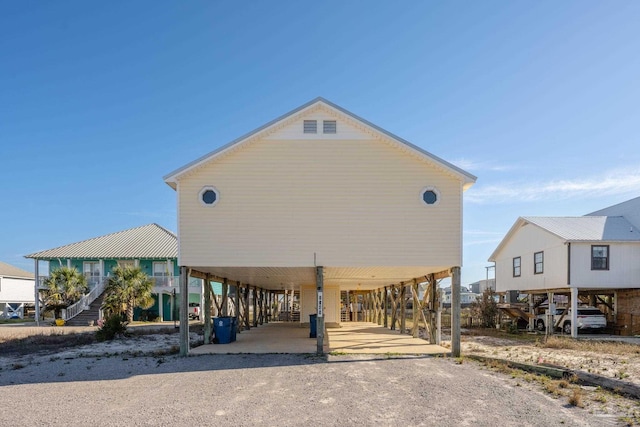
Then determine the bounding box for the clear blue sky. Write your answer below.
[2,1,639,284]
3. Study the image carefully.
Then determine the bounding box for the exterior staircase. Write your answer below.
[65,293,105,326]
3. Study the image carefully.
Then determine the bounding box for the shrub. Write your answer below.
[96,315,129,342]
[471,289,498,328]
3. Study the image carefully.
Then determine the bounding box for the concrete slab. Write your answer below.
[190,322,318,354]
[327,322,450,355]
[189,321,449,355]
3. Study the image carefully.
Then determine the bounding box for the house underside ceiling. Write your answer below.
[189,266,452,291]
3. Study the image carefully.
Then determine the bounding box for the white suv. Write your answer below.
[535,307,607,334]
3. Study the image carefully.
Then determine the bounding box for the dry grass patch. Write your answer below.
[538,336,640,356]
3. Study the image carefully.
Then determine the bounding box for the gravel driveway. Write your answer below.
[0,353,618,426]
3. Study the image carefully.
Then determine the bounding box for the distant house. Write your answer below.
[25,223,202,325]
[0,261,34,319]
[442,286,479,307]
[489,196,640,336]
[468,279,495,294]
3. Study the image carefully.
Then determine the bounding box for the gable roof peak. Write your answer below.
[163,98,477,189]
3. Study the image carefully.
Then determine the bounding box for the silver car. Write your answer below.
[536,306,607,334]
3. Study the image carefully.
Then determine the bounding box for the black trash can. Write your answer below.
[309,314,317,338]
[213,316,233,344]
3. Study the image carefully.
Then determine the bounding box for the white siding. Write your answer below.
[0,277,35,303]
[494,223,567,292]
[178,129,462,268]
[571,242,640,288]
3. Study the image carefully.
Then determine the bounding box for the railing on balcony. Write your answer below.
[151,276,201,289]
[151,275,177,289]
[64,277,107,321]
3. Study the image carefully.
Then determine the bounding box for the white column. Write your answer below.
[570,287,578,338]
[528,293,535,331]
[158,293,164,321]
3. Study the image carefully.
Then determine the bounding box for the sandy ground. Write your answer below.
[0,350,624,426]
[462,334,640,387]
[1,325,640,425]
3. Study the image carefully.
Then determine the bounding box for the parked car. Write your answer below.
[535,306,607,334]
[188,302,200,320]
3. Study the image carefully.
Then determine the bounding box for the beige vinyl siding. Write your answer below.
[494,223,567,292]
[178,133,462,268]
[571,242,640,288]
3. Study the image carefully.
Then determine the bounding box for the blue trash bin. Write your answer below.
[213,316,233,344]
[309,314,317,338]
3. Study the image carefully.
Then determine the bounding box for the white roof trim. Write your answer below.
[488,215,640,261]
[163,97,477,190]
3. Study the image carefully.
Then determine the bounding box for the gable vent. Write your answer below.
[303,120,317,134]
[323,120,337,134]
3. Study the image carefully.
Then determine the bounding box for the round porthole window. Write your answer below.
[421,187,440,206]
[199,187,219,207]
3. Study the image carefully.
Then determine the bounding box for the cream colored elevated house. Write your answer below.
[164,98,476,355]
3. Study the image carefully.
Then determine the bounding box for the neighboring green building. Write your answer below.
[25,223,202,324]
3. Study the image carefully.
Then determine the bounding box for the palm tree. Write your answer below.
[102,265,155,322]
[42,267,89,319]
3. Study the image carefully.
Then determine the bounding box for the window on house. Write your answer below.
[153,261,170,287]
[83,262,100,277]
[199,186,220,207]
[534,251,544,274]
[323,120,336,134]
[591,245,609,270]
[83,261,101,286]
[153,262,169,277]
[513,257,521,277]
[303,120,317,133]
[421,186,440,206]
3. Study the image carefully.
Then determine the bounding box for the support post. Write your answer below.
[451,266,461,357]
[244,285,250,330]
[412,279,419,338]
[204,274,212,344]
[316,266,324,354]
[400,283,406,334]
[528,293,534,332]
[546,291,555,337]
[222,278,228,317]
[571,287,578,338]
[234,281,241,334]
[34,259,40,326]
[253,286,258,327]
[390,285,397,330]
[179,266,189,356]
[383,286,388,328]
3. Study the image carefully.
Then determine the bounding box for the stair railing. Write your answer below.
[64,277,107,321]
